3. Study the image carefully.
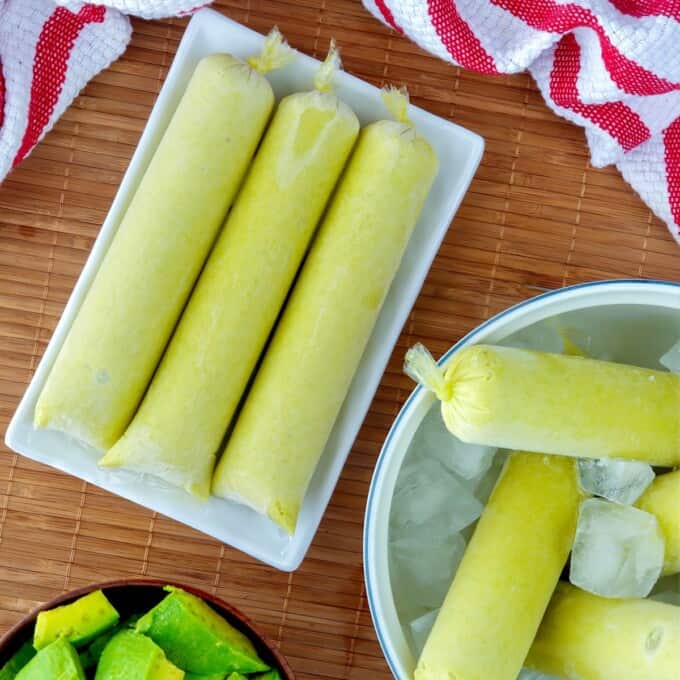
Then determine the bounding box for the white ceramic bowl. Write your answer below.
[363,279,680,678]
[5,9,483,571]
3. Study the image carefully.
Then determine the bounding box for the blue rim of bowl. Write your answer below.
[362,278,680,677]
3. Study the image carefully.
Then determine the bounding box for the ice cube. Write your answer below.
[502,322,564,354]
[443,437,496,481]
[518,670,562,680]
[570,498,665,598]
[408,608,439,657]
[649,574,680,605]
[391,457,484,534]
[390,527,465,614]
[578,458,655,505]
[504,315,619,362]
[415,403,497,482]
[660,340,680,373]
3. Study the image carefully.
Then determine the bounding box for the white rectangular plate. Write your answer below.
[5,8,483,571]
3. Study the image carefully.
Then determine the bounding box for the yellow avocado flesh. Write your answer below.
[415,452,581,680]
[212,119,438,532]
[94,630,183,679]
[100,91,359,497]
[34,54,274,450]
[34,589,119,650]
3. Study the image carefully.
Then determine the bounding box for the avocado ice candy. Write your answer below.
[415,453,581,680]
[526,582,680,680]
[212,88,438,533]
[135,586,268,675]
[99,47,359,497]
[33,31,293,451]
[16,639,85,680]
[94,630,183,679]
[405,343,680,466]
[637,469,680,575]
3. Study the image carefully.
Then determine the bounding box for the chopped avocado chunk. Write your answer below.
[79,627,119,671]
[34,590,119,650]
[94,630,183,679]
[135,587,268,675]
[15,638,85,680]
[79,614,142,670]
[150,654,184,680]
[185,674,226,680]
[0,641,36,679]
[227,675,248,680]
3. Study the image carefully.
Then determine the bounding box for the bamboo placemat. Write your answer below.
[0,1,678,677]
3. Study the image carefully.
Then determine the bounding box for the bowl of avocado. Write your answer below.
[0,579,294,680]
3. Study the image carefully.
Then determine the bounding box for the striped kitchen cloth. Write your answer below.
[0,0,208,180]
[2,1,680,244]
[364,0,680,244]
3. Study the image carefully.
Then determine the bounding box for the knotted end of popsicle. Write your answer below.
[314,40,341,94]
[248,26,295,74]
[382,85,412,126]
[404,343,450,401]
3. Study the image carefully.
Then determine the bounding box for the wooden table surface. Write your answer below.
[0,1,678,678]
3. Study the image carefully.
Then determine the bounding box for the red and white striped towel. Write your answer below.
[365,0,680,244]
[0,0,204,180]
[2,1,680,244]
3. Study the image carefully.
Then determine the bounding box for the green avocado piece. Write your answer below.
[94,630,183,679]
[0,641,36,679]
[135,587,268,675]
[226,674,248,680]
[34,590,119,650]
[254,672,282,680]
[78,627,118,671]
[79,613,142,670]
[15,638,85,680]
[185,674,226,680]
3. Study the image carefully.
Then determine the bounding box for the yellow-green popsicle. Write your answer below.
[637,469,680,576]
[526,582,680,680]
[212,92,438,532]
[415,452,581,680]
[34,40,289,450]
[406,343,680,466]
[100,50,360,497]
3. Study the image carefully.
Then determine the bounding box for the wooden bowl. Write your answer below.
[0,578,295,678]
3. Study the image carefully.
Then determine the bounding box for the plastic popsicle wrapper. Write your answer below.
[99,45,359,497]
[415,452,581,680]
[637,469,680,576]
[212,87,439,531]
[405,343,680,466]
[33,30,294,451]
[525,582,680,680]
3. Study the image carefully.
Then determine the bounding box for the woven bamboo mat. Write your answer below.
[0,1,678,677]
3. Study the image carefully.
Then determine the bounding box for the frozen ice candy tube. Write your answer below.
[525,582,680,680]
[100,46,360,497]
[212,89,439,532]
[415,452,581,680]
[637,469,680,576]
[33,30,293,451]
[406,343,680,466]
